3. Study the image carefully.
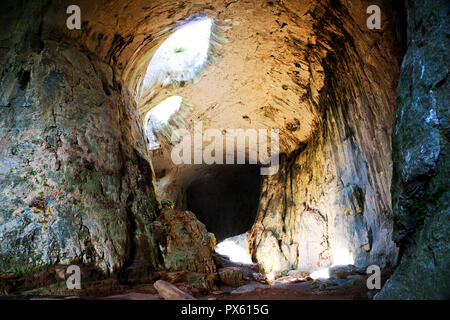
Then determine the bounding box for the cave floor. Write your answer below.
[0,254,393,300]
[100,276,375,300]
[2,269,393,301]
[8,277,374,300]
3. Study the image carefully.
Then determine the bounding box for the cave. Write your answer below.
[185,165,262,242]
[0,0,448,302]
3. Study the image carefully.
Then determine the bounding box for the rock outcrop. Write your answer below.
[248,0,404,276]
[0,1,161,274]
[153,209,216,273]
[376,0,449,300]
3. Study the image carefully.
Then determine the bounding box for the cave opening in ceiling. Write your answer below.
[140,16,214,96]
[144,95,183,150]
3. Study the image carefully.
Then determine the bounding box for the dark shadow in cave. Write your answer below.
[186,165,262,242]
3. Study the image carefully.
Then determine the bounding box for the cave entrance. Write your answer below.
[185,164,261,264]
[185,164,261,242]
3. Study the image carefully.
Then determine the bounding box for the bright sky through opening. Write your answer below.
[141,17,213,94]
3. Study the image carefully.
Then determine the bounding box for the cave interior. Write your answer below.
[0,0,448,301]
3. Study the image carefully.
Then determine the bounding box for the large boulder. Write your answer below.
[153,209,216,273]
[218,267,244,287]
[329,264,365,279]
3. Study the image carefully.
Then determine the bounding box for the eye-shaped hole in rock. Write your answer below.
[140,17,214,96]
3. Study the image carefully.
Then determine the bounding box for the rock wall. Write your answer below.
[248,0,404,276]
[376,0,449,299]
[0,1,161,274]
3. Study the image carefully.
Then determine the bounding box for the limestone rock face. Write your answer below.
[0,2,161,273]
[153,209,216,273]
[376,0,450,300]
[248,0,404,277]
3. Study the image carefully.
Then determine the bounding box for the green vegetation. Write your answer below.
[407,185,448,221]
[267,228,280,239]
[3,251,15,265]
[173,46,186,53]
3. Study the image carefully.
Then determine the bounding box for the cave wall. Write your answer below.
[0,1,161,273]
[248,0,404,275]
[376,0,449,299]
